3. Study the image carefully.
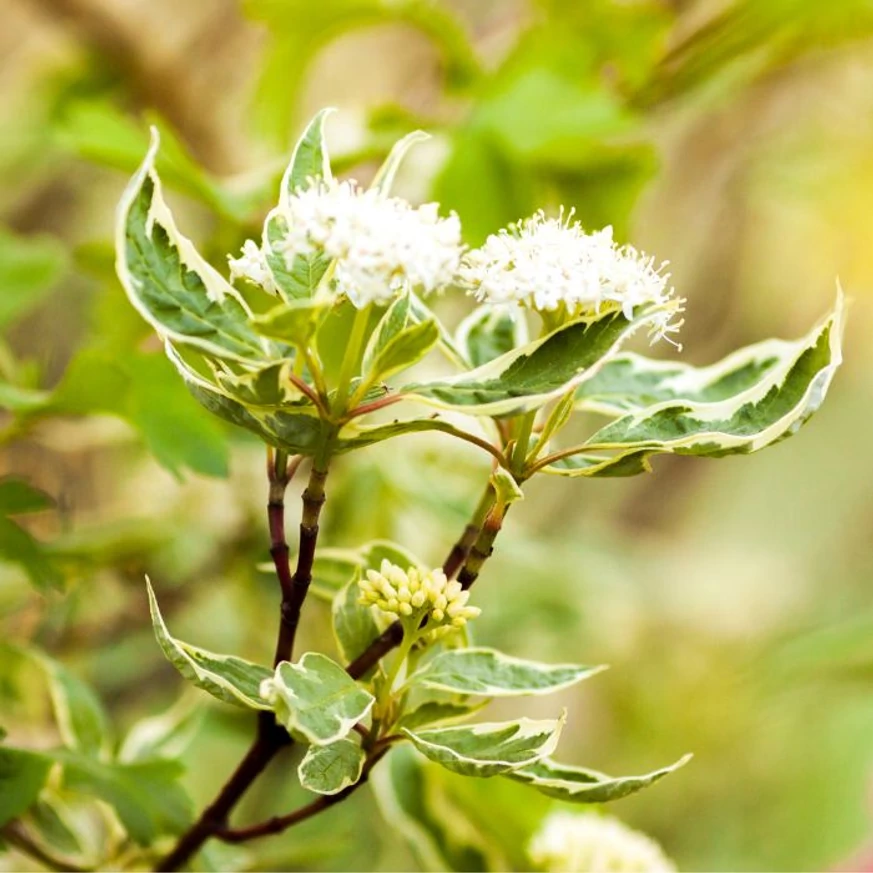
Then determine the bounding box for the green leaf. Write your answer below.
[408,292,468,369]
[337,417,497,460]
[0,478,53,515]
[252,298,330,346]
[118,694,205,763]
[505,754,692,803]
[49,348,229,478]
[361,295,440,387]
[263,653,374,745]
[56,751,192,845]
[370,744,492,872]
[360,539,426,572]
[309,548,364,600]
[402,305,672,416]
[370,131,430,195]
[332,577,382,665]
[369,320,440,387]
[0,229,66,328]
[542,449,655,479]
[31,652,111,758]
[548,292,846,476]
[146,579,271,710]
[410,648,605,698]
[246,2,478,146]
[26,796,85,860]
[297,738,365,795]
[116,129,267,362]
[0,746,51,826]
[0,516,63,592]
[456,306,528,368]
[362,294,413,374]
[0,382,51,413]
[402,715,565,777]
[56,100,252,221]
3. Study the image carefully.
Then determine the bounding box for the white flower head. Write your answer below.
[273,178,463,308]
[529,812,675,873]
[358,559,480,631]
[460,210,683,346]
[228,239,278,295]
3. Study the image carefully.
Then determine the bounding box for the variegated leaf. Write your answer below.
[116,130,267,362]
[263,653,374,745]
[505,754,692,803]
[575,294,845,418]
[547,292,845,477]
[401,304,672,417]
[262,108,336,300]
[211,360,292,408]
[409,648,605,697]
[146,579,271,710]
[297,738,365,795]
[280,107,334,202]
[402,715,565,777]
[575,346,791,417]
[397,701,484,732]
[165,343,324,455]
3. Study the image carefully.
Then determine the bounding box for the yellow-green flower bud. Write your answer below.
[358,559,480,632]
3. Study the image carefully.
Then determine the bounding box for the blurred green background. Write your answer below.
[2,0,873,869]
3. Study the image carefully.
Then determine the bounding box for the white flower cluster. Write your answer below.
[359,559,480,630]
[275,179,463,308]
[529,812,675,873]
[228,240,278,295]
[459,211,682,344]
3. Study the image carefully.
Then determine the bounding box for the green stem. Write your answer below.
[457,502,507,591]
[379,625,418,714]
[511,411,536,474]
[305,348,329,399]
[333,304,371,414]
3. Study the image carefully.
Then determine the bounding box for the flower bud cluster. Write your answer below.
[358,559,480,630]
